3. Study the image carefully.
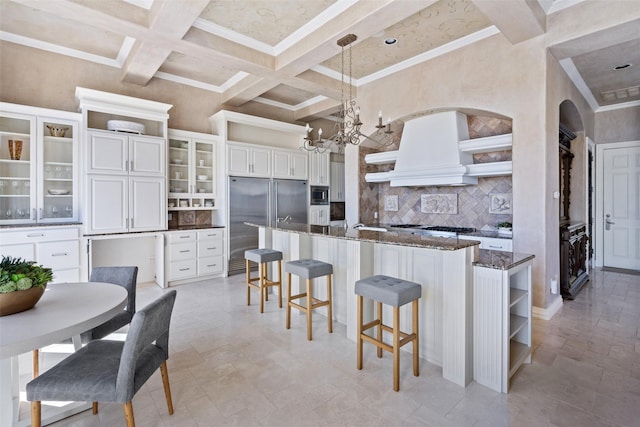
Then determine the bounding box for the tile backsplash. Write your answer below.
[359,114,513,230]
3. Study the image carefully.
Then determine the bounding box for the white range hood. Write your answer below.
[365,111,512,187]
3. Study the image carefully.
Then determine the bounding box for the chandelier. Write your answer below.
[302,34,396,153]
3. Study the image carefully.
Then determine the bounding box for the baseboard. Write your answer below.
[532,297,563,320]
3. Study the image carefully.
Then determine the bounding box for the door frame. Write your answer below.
[594,140,640,267]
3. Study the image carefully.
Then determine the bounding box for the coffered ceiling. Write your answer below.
[1,0,639,121]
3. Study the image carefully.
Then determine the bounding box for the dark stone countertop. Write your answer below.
[473,250,535,270]
[246,222,480,251]
[167,225,224,231]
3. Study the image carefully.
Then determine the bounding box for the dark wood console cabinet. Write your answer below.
[560,223,589,299]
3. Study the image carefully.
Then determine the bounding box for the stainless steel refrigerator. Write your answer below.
[228,176,307,274]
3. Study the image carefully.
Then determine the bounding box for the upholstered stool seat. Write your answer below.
[355,275,421,391]
[245,249,283,313]
[285,259,333,341]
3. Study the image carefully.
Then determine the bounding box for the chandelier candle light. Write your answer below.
[302,34,396,153]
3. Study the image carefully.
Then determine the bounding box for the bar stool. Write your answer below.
[285,259,333,341]
[355,275,422,391]
[245,249,283,313]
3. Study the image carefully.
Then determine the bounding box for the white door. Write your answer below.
[130,176,165,232]
[87,175,128,234]
[603,144,640,270]
[227,145,251,175]
[251,147,271,176]
[290,152,308,180]
[130,135,165,176]
[87,131,127,174]
[272,150,291,178]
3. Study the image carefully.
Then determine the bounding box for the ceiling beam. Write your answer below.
[121,0,210,86]
[471,0,545,44]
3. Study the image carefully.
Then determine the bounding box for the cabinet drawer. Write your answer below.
[0,243,36,261]
[166,231,197,243]
[1,227,80,245]
[38,240,80,270]
[482,238,512,252]
[169,260,197,280]
[169,242,197,261]
[51,268,81,284]
[198,240,223,257]
[197,229,224,240]
[198,256,223,275]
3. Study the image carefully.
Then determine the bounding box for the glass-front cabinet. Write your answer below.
[0,103,79,225]
[168,130,217,210]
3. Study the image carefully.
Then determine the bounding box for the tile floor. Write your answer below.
[24,267,640,426]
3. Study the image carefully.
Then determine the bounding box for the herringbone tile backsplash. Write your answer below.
[359,115,513,230]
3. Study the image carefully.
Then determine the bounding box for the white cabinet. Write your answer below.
[309,152,330,185]
[330,161,345,201]
[309,205,330,225]
[0,103,80,225]
[165,228,225,284]
[77,88,171,236]
[227,142,271,177]
[473,255,533,393]
[272,148,308,179]
[168,130,218,210]
[0,226,81,282]
[458,235,512,252]
[86,131,164,177]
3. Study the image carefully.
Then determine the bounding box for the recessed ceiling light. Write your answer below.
[384,38,398,46]
[614,63,632,70]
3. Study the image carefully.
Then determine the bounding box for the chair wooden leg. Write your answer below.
[327,275,333,333]
[262,262,269,302]
[286,273,292,329]
[259,262,265,313]
[357,295,363,370]
[413,299,420,376]
[123,401,135,427]
[31,401,41,427]
[32,349,39,378]
[306,279,312,341]
[160,361,174,415]
[277,260,282,308]
[377,302,383,358]
[393,306,400,391]
[246,260,251,306]
[92,402,98,414]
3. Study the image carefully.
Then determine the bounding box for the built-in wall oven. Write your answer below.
[310,185,329,205]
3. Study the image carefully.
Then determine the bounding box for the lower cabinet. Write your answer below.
[309,205,330,225]
[458,235,512,252]
[0,225,81,283]
[165,228,224,285]
[473,257,532,393]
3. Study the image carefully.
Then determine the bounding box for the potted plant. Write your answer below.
[497,221,513,236]
[0,256,53,316]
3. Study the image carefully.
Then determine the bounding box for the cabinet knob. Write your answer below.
[51,252,68,257]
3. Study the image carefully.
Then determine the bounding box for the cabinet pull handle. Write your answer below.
[488,245,501,249]
[207,247,216,250]
[32,208,36,220]
[179,249,191,253]
[39,208,43,220]
[207,264,216,267]
[51,252,68,257]
[179,235,190,239]
[179,268,190,271]
[27,233,45,238]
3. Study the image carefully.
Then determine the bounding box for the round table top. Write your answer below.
[0,282,127,358]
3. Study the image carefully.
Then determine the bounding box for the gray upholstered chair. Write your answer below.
[82,266,139,342]
[27,290,177,427]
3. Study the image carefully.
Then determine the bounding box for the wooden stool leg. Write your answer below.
[123,401,135,427]
[277,260,282,308]
[306,278,313,340]
[286,272,292,329]
[413,299,420,376]
[357,295,363,370]
[92,402,98,414]
[160,361,174,415]
[246,260,251,306]
[263,262,269,302]
[327,274,333,333]
[377,302,383,358]
[31,401,41,427]
[393,306,400,391]
[259,262,265,313]
[32,349,39,378]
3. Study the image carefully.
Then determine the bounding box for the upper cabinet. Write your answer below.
[330,160,345,202]
[76,87,172,235]
[227,142,271,177]
[273,148,308,180]
[0,103,80,225]
[308,152,329,185]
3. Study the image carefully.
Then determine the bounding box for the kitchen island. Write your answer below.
[250,222,480,387]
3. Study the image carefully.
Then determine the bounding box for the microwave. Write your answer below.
[310,185,329,205]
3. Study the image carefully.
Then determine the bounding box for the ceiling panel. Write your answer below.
[159,51,237,86]
[260,84,318,105]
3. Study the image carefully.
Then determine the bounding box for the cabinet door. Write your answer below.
[291,152,308,179]
[310,153,329,184]
[272,149,290,178]
[194,140,215,195]
[330,161,345,201]
[129,176,165,232]
[130,135,165,176]
[308,206,329,225]
[0,111,36,225]
[87,175,128,234]
[87,131,127,174]
[228,144,250,175]
[251,147,271,176]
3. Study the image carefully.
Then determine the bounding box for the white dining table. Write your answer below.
[0,282,128,427]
